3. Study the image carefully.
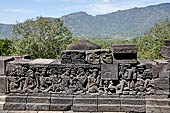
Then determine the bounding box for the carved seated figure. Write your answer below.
[143,69,155,95]
[117,64,137,94]
[23,69,37,92]
[87,69,100,93]
[61,68,71,92]
[108,80,116,94]
[73,67,88,93]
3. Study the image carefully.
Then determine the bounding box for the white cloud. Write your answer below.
[104,0,110,3]
[4,9,36,13]
[89,4,119,14]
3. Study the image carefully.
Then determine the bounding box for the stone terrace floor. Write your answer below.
[0,111,126,113]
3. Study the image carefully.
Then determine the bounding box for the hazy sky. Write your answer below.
[0,0,170,24]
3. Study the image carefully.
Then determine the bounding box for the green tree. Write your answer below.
[131,18,170,59]
[0,39,13,56]
[12,17,73,59]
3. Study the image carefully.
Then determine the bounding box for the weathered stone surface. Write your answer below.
[0,111,8,113]
[98,95,120,112]
[111,44,137,53]
[73,95,97,112]
[0,102,4,111]
[120,96,145,113]
[3,95,26,111]
[138,60,159,79]
[85,49,113,64]
[101,63,118,80]
[85,50,100,64]
[111,44,138,64]
[152,64,160,79]
[30,59,56,64]
[5,96,27,103]
[8,111,38,113]
[146,98,170,113]
[26,95,50,111]
[0,77,7,93]
[163,39,170,46]
[61,50,86,64]
[154,78,169,95]
[50,104,72,111]
[0,56,14,75]
[39,112,62,113]
[146,99,169,106]
[26,103,50,111]
[159,64,169,78]
[4,103,26,111]
[160,46,170,59]
[100,49,113,64]
[66,40,101,50]
[27,96,50,104]
[146,106,170,113]
[50,95,73,111]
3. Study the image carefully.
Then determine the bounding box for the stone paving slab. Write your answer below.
[0,111,126,113]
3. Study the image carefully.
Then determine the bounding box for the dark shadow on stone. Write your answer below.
[66,40,101,50]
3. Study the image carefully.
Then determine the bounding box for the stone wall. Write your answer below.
[0,41,170,113]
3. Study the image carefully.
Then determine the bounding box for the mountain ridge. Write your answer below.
[1,3,170,39]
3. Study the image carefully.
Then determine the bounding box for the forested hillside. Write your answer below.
[1,3,170,39]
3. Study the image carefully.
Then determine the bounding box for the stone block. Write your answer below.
[61,50,86,64]
[154,78,169,95]
[3,103,26,111]
[50,104,72,111]
[0,77,7,93]
[111,44,137,53]
[85,50,100,64]
[73,95,97,112]
[146,106,170,113]
[27,96,50,103]
[160,46,170,59]
[0,102,4,111]
[8,111,38,113]
[0,111,8,113]
[138,60,159,79]
[163,39,170,46]
[0,56,14,75]
[146,99,169,106]
[145,95,168,99]
[159,64,169,78]
[51,95,73,105]
[26,103,49,111]
[99,49,113,64]
[101,63,118,80]
[30,59,56,64]
[50,94,73,111]
[120,96,145,113]
[112,44,138,63]
[5,96,27,103]
[26,95,50,111]
[98,95,120,112]
[146,98,170,113]
[152,64,159,79]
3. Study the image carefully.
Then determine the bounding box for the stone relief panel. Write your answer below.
[116,63,155,95]
[7,63,103,94]
[61,50,86,64]
[85,49,113,64]
[6,62,155,95]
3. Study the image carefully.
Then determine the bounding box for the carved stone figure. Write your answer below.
[73,67,88,93]
[61,68,70,92]
[22,69,37,92]
[87,69,100,93]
